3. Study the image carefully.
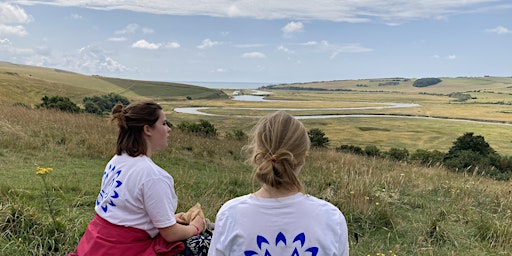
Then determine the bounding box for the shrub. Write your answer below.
[364,145,381,157]
[228,129,247,141]
[308,128,329,148]
[410,149,445,167]
[177,120,217,137]
[386,147,409,161]
[336,144,364,155]
[37,96,81,113]
[82,93,130,115]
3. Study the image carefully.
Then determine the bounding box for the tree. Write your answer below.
[443,132,499,174]
[446,132,495,156]
[413,78,442,87]
[308,128,329,148]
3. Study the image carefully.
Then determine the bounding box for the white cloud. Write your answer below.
[115,23,139,34]
[277,45,294,53]
[0,3,32,23]
[164,42,180,48]
[235,43,266,48]
[108,37,127,42]
[282,21,304,35]
[242,52,266,58]
[301,41,318,46]
[0,38,10,44]
[319,40,373,59]
[486,26,511,34]
[0,3,31,36]
[197,38,221,49]
[142,27,154,34]
[132,39,160,49]
[75,45,130,73]
[447,54,456,60]
[9,1,510,23]
[0,24,27,36]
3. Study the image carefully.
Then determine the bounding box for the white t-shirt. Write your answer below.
[208,193,349,256]
[95,153,178,237]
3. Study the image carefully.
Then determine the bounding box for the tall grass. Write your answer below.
[1,104,511,255]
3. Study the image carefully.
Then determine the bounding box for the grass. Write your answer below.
[2,64,512,255]
[1,104,511,255]
[0,61,227,105]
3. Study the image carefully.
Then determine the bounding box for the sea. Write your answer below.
[173,81,272,90]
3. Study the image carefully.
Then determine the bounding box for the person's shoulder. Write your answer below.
[217,194,251,212]
[304,194,342,212]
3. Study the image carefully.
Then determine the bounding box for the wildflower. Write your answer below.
[375,202,380,206]
[35,165,57,230]
[350,191,355,195]
[36,167,53,175]
[365,196,370,200]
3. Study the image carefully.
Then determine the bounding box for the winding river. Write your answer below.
[173,95,512,126]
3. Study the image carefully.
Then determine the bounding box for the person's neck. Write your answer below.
[253,185,299,198]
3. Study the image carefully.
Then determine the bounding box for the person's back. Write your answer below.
[208,111,349,256]
[209,193,347,255]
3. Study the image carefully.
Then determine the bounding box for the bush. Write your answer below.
[227,129,247,141]
[386,147,409,161]
[82,93,130,115]
[37,96,81,113]
[364,145,381,157]
[410,149,445,167]
[177,120,217,137]
[308,128,329,148]
[336,144,364,155]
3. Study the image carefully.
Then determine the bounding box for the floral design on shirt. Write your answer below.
[244,232,319,256]
[96,164,123,213]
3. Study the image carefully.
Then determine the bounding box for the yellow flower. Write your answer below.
[375,202,380,206]
[36,167,53,175]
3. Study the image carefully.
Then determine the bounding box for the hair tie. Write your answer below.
[269,155,277,163]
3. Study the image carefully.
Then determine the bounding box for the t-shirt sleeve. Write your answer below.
[208,204,231,256]
[142,177,177,228]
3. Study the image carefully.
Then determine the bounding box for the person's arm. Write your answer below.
[158,216,205,242]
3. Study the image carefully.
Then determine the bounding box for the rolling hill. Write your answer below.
[0,61,228,106]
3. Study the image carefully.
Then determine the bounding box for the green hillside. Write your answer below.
[267,76,512,94]
[0,61,228,106]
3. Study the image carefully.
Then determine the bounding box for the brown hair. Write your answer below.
[111,101,162,157]
[244,111,310,192]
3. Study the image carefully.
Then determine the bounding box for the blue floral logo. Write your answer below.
[96,164,123,213]
[244,232,319,256]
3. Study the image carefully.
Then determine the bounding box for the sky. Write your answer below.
[0,0,511,85]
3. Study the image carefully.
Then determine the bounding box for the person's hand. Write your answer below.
[175,212,187,224]
[190,215,206,232]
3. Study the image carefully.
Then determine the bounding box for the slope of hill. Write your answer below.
[265,76,512,94]
[0,61,227,105]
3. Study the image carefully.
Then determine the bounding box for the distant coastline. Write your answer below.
[174,81,270,89]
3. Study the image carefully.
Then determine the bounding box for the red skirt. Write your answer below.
[69,214,184,256]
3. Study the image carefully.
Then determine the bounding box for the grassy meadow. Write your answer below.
[1,64,512,255]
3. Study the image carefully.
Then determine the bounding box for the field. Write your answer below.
[1,63,512,255]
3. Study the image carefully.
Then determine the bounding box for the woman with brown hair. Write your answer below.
[70,101,208,256]
[208,111,349,256]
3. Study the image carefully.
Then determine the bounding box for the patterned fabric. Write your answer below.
[177,233,212,256]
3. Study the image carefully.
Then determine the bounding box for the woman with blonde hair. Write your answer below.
[70,101,208,256]
[208,111,349,256]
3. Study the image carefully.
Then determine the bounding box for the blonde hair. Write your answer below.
[244,111,310,192]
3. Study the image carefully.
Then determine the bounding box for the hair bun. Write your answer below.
[111,104,127,129]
